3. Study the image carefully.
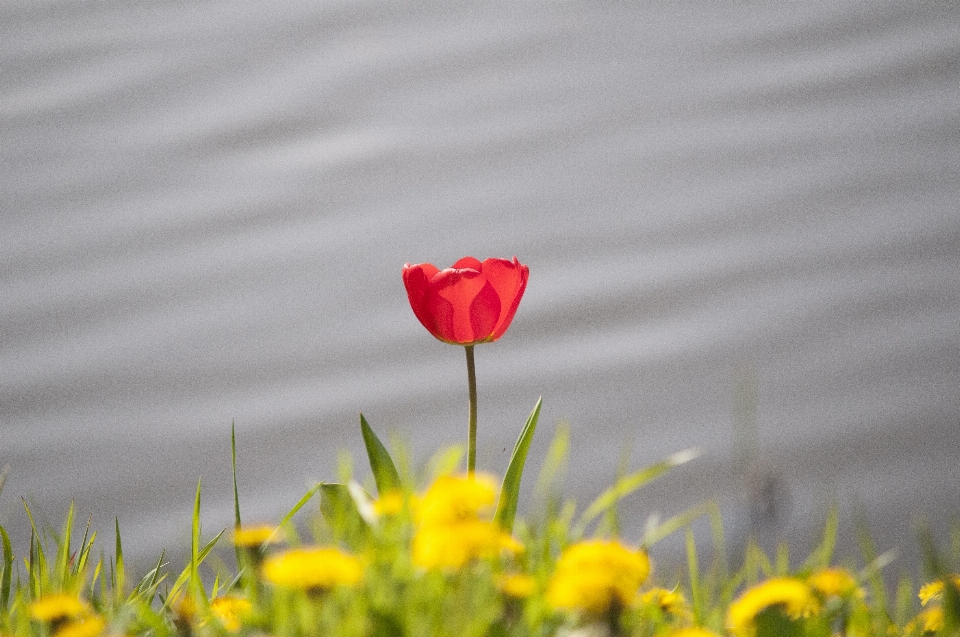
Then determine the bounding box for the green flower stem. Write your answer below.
[465,344,478,473]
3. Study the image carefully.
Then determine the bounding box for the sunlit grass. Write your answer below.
[1,411,958,637]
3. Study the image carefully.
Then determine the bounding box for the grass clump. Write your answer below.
[1,412,959,637]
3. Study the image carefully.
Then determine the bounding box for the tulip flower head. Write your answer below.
[402,256,529,346]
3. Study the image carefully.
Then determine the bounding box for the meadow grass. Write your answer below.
[2,405,958,637]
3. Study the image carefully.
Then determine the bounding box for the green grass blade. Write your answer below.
[686,526,703,624]
[572,448,700,539]
[642,501,713,547]
[56,501,75,586]
[190,478,206,605]
[0,524,12,612]
[22,499,46,593]
[231,421,243,569]
[800,506,838,573]
[115,518,125,600]
[360,413,401,495]
[495,397,541,532]
[319,483,369,542]
[279,483,323,531]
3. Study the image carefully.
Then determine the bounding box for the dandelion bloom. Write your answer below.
[261,546,363,590]
[210,596,252,632]
[232,524,279,548]
[402,257,529,345]
[919,575,960,606]
[414,473,498,527]
[807,567,860,599]
[29,594,90,623]
[907,606,944,633]
[412,519,522,570]
[641,587,691,619]
[499,573,537,598]
[53,616,105,637]
[726,577,817,637]
[372,490,405,518]
[546,539,650,615]
[664,629,723,637]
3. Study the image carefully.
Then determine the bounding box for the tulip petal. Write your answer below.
[481,257,529,341]
[402,263,440,335]
[452,256,483,271]
[428,268,500,344]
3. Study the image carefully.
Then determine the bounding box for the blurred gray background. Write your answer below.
[2,0,959,575]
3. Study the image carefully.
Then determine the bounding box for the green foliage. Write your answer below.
[1,417,958,637]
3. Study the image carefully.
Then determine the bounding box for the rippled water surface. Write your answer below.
[2,0,959,568]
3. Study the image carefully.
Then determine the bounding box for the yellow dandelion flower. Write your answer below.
[808,567,860,598]
[30,594,90,623]
[918,575,960,607]
[499,573,537,598]
[412,519,522,570]
[906,606,944,634]
[664,628,723,637]
[373,490,405,517]
[919,581,943,606]
[641,587,691,618]
[726,577,817,637]
[415,473,498,526]
[261,546,363,590]
[209,596,252,632]
[53,615,105,637]
[232,524,279,548]
[546,539,651,615]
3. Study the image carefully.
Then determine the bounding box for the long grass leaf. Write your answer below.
[115,518,125,600]
[495,397,542,532]
[231,421,242,569]
[642,502,713,547]
[279,483,323,531]
[572,448,699,538]
[360,413,402,495]
[57,501,75,586]
[0,524,12,612]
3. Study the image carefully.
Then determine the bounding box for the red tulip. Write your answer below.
[403,256,529,345]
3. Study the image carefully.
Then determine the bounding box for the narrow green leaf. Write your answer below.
[0,524,12,612]
[495,397,542,532]
[115,518,125,600]
[57,501,75,585]
[319,483,369,541]
[360,413,401,495]
[686,527,703,624]
[190,478,206,605]
[642,501,713,547]
[572,448,700,539]
[278,483,323,531]
[231,421,243,570]
[800,506,838,572]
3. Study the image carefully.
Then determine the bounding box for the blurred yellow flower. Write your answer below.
[919,581,943,606]
[664,628,723,637]
[546,539,650,615]
[53,615,105,637]
[373,490,405,517]
[499,573,537,598]
[918,575,960,606]
[726,577,817,637]
[210,596,252,632]
[907,606,944,633]
[261,546,363,590]
[808,567,860,598]
[641,587,691,619]
[232,524,279,548]
[412,519,522,570]
[415,473,497,527]
[29,594,90,623]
